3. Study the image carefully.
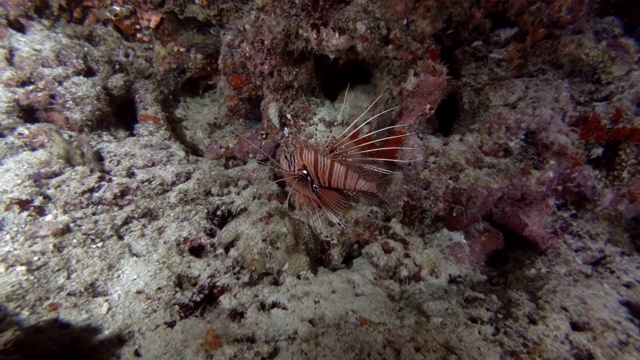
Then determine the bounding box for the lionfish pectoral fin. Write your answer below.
[316,187,349,216]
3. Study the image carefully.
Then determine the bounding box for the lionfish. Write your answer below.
[275,89,414,227]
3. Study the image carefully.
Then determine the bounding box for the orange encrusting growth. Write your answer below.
[203,328,221,351]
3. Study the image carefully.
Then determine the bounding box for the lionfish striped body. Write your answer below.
[279,147,377,224]
[278,91,413,227]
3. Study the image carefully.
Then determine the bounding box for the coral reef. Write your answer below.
[0,0,639,359]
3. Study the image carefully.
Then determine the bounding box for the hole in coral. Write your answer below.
[204,226,217,239]
[228,308,246,322]
[109,95,137,134]
[186,241,207,258]
[400,201,424,228]
[33,0,52,18]
[433,23,462,79]
[341,243,364,268]
[223,157,244,169]
[7,18,26,34]
[84,281,109,298]
[586,141,621,173]
[314,54,372,101]
[569,320,589,332]
[627,216,640,253]
[6,47,16,67]
[265,346,280,359]
[82,65,97,78]
[485,246,518,269]
[179,75,218,96]
[110,26,129,41]
[620,299,640,322]
[18,78,35,88]
[597,0,640,42]
[467,316,481,324]
[232,333,257,344]
[258,300,288,312]
[19,105,40,124]
[175,273,198,291]
[434,92,460,136]
[206,203,235,230]
[175,280,229,319]
[223,239,237,255]
[226,96,263,129]
[240,97,263,127]
[484,221,538,269]
[487,11,518,32]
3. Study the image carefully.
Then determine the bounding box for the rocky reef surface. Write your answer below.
[0,0,639,359]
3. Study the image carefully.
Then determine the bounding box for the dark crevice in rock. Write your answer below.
[619,299,640,324]
[19,105,40,124]
[81,64,98,78]
[487,12,518,33]
[341,243,364,269]
[7,18,26,34]
[434,92,460,137]
[484,221,539,269]
[314,54,372,101]
[178,75,218,96]
[175,280,229,319]
[598,0,640,42]
[108,95,138,134]
[433,21,463,79]
[239,96,263,127]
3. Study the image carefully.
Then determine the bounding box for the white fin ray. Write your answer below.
[342,146,417,157]
[325,84,350,151]
[330,90,390,149]
[330,105,399,152]
[331,131,416,158]
[328,123,412,156]
[344,157,415,163]
[361,164,398,174]
[236,132,294,175]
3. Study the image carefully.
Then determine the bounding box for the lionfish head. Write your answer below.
[278,148,294,174]
[279,147,315,188]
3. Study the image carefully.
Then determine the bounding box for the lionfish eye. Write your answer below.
[300,169,310,181]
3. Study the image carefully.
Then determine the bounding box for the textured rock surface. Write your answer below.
[1,1,639,359]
